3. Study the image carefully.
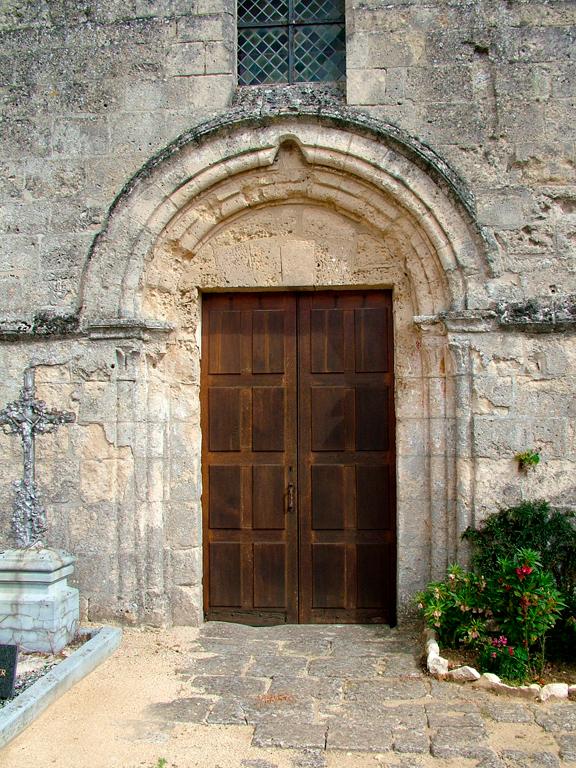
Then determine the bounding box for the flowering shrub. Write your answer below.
[478,636,529,682]
[462,500,576,659]
[417,548,565,682]
[416,564,488,649]
[487,548,565,676]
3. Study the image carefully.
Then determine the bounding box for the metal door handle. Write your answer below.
[287,482,295,513]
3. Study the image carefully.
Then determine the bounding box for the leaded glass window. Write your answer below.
[238,0,346,86]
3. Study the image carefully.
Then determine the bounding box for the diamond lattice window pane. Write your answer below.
[293,24,346,82]
[238,28,290,85]
[293,0,344,23]
[238,0,288,25]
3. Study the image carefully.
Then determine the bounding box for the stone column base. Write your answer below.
[0,547,79,653]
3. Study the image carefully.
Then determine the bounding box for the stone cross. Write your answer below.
[0,369,75,547]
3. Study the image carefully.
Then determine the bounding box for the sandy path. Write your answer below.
[2,627,299,768]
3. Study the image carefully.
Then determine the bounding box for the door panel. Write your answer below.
[202,293,298,624]
[202,291,396,625]
[298,292,396,624]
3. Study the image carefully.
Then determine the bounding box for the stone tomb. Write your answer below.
[0,547,78,653]
[0,370,79,652]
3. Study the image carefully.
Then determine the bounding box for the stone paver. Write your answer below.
[146,621,575,767]
[252,720,327,750]
[557,734,576,762]
[482,702,534,723]
[501,750,561,767]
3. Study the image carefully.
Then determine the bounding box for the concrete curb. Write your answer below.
[423,627,576,703]
[0,625,122,749]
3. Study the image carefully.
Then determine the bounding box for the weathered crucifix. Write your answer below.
[0,369,75,547]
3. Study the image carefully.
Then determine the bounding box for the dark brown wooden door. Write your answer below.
[202,291,396,625]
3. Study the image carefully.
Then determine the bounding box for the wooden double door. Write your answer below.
[201,291,396,625]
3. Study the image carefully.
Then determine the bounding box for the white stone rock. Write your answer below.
[492,682,540,700]
[517,684,542,701]
[428,654,449,676]
[568,685,576,701]
[539,683,569,702]
[446,665,481,682]
[426,640,440,657]
[472,672,501,690]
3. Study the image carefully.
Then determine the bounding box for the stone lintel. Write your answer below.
[0,312,80,341]
[414,310,496,334]
[497,294,576,333]
[84,317,174,341]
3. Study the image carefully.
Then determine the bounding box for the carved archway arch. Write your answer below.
[81,112,490,322]
[80,112,488,622]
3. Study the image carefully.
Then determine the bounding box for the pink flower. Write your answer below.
[516,565,533,581]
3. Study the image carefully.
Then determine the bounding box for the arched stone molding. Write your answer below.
[81,112,491,323]
[79,112,490,623]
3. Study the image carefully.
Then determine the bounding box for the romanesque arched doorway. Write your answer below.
[81,112,490,625]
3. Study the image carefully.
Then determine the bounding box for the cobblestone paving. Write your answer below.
[149,622,576,768]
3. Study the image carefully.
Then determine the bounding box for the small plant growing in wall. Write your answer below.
[515,449,541,472]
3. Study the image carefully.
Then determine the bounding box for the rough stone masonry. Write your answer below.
[0,0,575,627]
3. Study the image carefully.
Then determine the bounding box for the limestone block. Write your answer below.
[507,25,575,65]
[176,14,234,43]
[166,502,202,548]
[348,31,423,68]
[78,381,116,425]
[167,42,205,76]
[406,65,473,103]
[205,41,234,75]
[280,241,316,286]
[347,68,387,105]
[80,459,115,504]
[473,376,514,412]
[477,192,529,230]
[52,117,108,157]
[472,673,541,700]
[473,672,502,689]
[507,684,541,701]
[420,103,486,146]
[170,547,202,587]
[0,201,51,236]
[118,80,169,113]
[108,112,169,156]
[170,584,202,626]
[2,118,51,159]
[425,29,475,65]
[473,417,523,458]
[0,235,39,274]
[79,423,116,461]
[165,73,234,110]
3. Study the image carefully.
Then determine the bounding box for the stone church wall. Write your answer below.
[0,0,574,625]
